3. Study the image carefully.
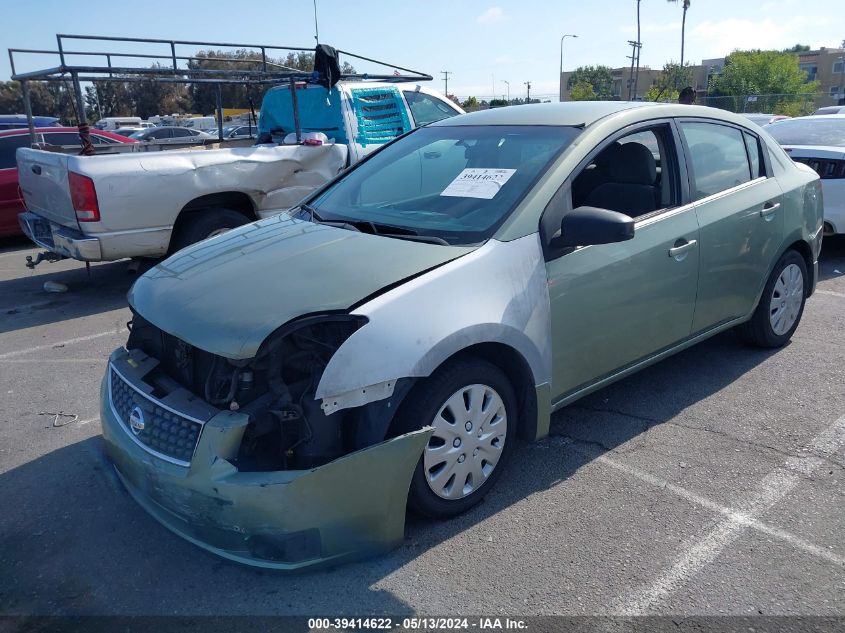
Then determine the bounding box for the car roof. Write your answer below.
[429,101,755,128]
[775,114,845,121]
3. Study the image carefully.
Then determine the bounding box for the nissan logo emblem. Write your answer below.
[129,406,145,436]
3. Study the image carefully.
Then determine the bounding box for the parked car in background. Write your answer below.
[112,127,144,138]
[743,113,791,126]
[0,115,61,130]
[767,114,845,235]
[101,102,822,570]
[129,126,216,145]
[0,127,135,237]
[812,106,845,116]
[222,124,257,139]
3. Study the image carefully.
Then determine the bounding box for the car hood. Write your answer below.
[129,215,475,359]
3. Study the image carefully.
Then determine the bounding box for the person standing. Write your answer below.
[678,87,696,104]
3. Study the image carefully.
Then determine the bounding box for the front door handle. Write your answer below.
[760,202,780,218]
[668,239,697,259]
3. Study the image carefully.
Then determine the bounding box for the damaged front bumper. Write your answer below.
[100,348,432,571]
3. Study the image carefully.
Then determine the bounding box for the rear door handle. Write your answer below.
[31,165,41,175]
[668,239,697,258]
[760,202,780,218]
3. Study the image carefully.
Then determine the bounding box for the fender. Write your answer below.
[316,234,552,415]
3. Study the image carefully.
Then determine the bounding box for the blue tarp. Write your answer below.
[258,85,346,143]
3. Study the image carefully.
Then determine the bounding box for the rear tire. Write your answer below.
[392,357,517,519]
[171,207,249,252]
[739,249,807,348]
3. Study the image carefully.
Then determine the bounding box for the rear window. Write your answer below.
[767,119,845,147]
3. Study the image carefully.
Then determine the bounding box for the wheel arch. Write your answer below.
[170,191,258,250]
[781,238,814,295]
[448,341,541,442]
[382,336,546,443]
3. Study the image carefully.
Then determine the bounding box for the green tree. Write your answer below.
[570,81,597,101]
[709,49,820,112]
[783,44,811,53]
[568,65,613,99]
[646,62,693,102]
[461,96,479,109]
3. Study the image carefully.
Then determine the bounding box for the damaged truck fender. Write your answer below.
[316,233,553,439]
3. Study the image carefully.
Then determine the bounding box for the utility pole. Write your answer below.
[633,0,642,100]
[627,40,642,100]
[441,71,452,96]
[524,81,531,103]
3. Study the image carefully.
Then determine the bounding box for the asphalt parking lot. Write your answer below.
[0,234,843,617]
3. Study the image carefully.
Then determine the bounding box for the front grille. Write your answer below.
[792,157,845,180]
[109,366,203,465]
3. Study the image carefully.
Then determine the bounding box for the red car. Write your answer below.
[0,127,136,237]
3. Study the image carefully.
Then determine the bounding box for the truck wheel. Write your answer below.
[738,249,808,348]
[171,208,249,252]
[392,357,517,519]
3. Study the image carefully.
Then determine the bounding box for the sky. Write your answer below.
[2,0,843,101]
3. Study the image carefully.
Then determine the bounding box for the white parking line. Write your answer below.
[595,454,845,569]
[613,413,845,615]
[0,328,127,360]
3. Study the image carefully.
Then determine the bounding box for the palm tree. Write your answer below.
[668,0,691,67]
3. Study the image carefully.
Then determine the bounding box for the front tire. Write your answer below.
[392,357,517,519]
[739,249,807,348]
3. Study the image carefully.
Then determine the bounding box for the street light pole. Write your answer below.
[560,34,578,101]
[502,80,510,102]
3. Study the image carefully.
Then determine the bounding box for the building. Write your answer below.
[798,47,845,101]
[559,46,845,105]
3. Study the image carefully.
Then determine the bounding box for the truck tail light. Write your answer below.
[68,171,100,222]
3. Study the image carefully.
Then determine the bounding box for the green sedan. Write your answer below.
[102,101,823,570]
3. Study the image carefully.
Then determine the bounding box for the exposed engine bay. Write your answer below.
[126,311,408,472]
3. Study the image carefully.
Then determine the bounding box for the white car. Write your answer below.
[768,115,845,235]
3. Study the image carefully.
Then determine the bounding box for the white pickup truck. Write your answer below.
[17,81,462,263]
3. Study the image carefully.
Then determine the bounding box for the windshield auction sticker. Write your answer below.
[440,168,516,199]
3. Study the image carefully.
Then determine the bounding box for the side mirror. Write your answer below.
[556,206,635,248]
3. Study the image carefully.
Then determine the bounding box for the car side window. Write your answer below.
[570,124,680,218]
[743,132,764,178]
[679,121,752,200]
[0,135,31,169]
[149,128,171,139]
[403,91,460,126]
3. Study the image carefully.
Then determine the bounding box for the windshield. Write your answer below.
[767,118,845,147]
[305,125,580,245]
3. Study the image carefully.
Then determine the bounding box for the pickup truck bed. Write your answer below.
[18,142,347,261]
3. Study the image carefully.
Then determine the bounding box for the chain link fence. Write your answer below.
[698,93,841,116]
